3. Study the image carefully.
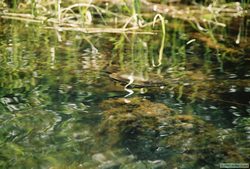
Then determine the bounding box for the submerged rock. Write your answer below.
[148,160,167,169]
[98,160,120,169]
[92,153,107,163]
[98,97,247,168]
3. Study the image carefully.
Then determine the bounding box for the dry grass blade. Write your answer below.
[45,26,156,34]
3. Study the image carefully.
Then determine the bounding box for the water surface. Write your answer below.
[0,17,249,169]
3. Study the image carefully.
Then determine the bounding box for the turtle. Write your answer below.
[109,71,167,87]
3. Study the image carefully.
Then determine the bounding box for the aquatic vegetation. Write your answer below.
[0,0,249,168]
[1,0,248,36]
[98,97,249,168]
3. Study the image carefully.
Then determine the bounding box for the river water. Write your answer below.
[0,17,249,168]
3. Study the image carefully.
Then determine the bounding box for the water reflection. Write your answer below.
[0,17,249,168]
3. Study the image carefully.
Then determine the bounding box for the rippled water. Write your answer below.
[0,18,249,169]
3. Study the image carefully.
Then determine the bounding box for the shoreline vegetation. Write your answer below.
[0,0,249,33]
[1,0,249,57]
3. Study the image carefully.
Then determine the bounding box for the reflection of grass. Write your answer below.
[152,14,166,67]
[1,0,248,101]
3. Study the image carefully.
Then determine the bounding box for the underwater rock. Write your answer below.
[98,160,120,169]
[98,97,247,168]
[92,153,107,163]
[98,97,173,159]
[148,160,167,169]
[99,97,173,142]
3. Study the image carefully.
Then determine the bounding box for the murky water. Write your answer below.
[0,17,249,169]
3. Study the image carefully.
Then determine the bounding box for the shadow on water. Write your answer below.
[0,12,249,169]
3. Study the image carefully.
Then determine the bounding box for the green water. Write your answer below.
[0,17,249,169]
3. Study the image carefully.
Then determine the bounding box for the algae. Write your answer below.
[98,97,248,168]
